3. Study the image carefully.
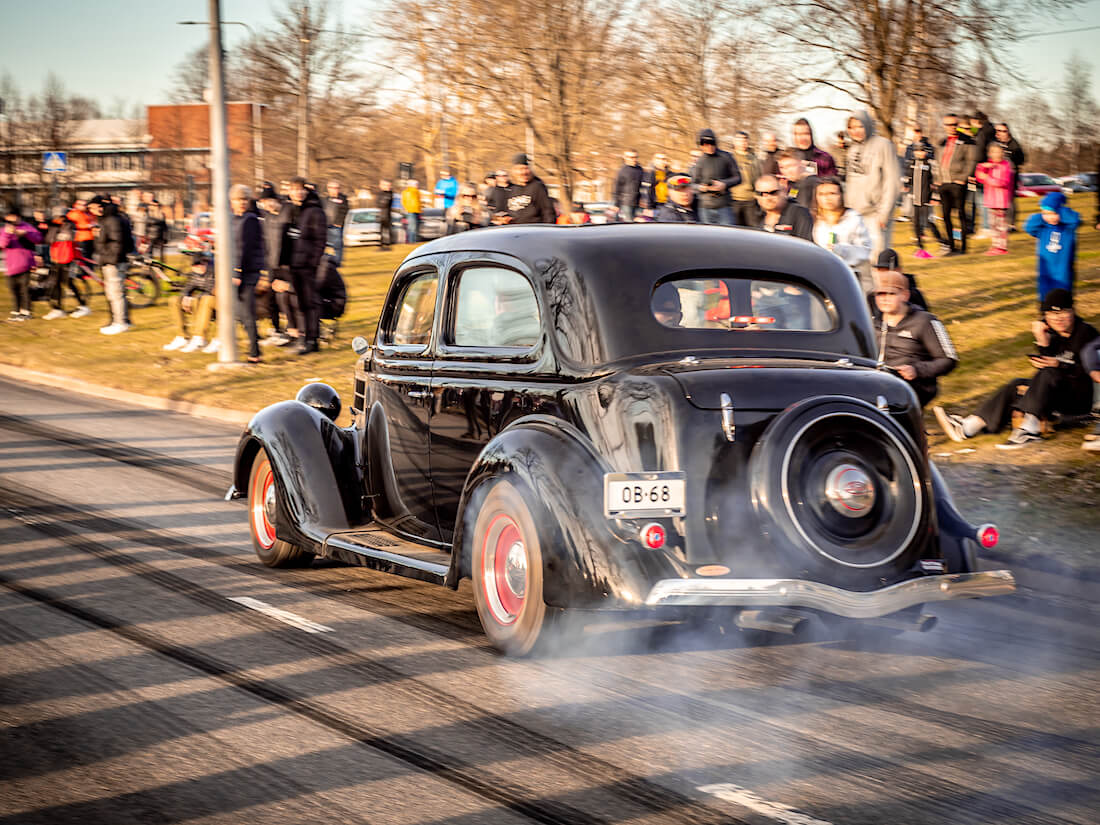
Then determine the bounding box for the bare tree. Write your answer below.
[1060,52,1099,171]
[766,0,1081,139]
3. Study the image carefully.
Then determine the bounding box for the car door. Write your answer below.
[366,264,443,543]
[430,260,550,542]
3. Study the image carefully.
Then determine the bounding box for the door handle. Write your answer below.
[407,389,431,399]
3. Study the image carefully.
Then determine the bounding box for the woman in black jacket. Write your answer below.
[231,184,266,362]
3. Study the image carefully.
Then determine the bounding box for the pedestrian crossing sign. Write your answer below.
[43,152,68,173]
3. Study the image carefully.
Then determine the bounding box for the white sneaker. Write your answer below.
[18,310,31,318]
[180,336,206,353]
[201,338,221,354]
[69,305,91,318]
[43,308,67,320]
[163,335,188,351]
[99,323,130,335]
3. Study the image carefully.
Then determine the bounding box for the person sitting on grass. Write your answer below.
[1025,192,1080,304]
[163,254,216,353]
[934,289,1099,449]
[1080,336,1100,452]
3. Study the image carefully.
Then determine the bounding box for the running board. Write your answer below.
[321,527,451,585]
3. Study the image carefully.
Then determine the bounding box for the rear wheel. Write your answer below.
[470,480,560,656]
[247,447,313,567]
[125,270,160,307]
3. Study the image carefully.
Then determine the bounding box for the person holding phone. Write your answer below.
[934,289,1099,448]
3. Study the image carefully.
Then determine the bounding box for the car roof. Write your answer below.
[400,223,876,368]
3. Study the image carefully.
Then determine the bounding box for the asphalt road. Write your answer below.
[1,376,1097,825]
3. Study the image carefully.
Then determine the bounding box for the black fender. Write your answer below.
[233,400,365,552]
[448,415,687,609]
[930,461,979,574]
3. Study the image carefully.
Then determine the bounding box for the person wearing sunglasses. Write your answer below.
[746,175,813,240]
[446,186,486,234]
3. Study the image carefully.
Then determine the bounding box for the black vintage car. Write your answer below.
[230,224,1014,655]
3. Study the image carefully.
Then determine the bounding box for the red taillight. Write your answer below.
[640,523,666,549]
[977,524,999,549]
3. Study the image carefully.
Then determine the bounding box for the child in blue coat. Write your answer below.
[1026,192,1080,303]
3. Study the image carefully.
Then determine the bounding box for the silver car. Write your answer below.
[344,208,403,247]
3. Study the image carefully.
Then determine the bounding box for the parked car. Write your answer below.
[401,208,448,241]
[180,211,213,254]
[1016,173,1063,197]
[1055,173,1097,193]
[229,224,1015,655]
[344,208,404,247]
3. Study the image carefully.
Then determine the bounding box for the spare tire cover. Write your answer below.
[749,396,931,586]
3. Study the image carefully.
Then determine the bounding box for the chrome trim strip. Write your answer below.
[644,571,1016,617]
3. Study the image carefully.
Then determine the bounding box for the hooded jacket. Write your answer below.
[290,189,328,274]
[1,221,42,276]
[691,129,742,209]
[94,201,133,266]
[1025,192,1080,298]
[506,175,556,224]
[233,203,265,281]
[875,304,958,405]
[791,123,838,179]
[843,110,900,227]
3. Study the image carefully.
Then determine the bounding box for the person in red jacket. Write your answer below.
[66,198,95,258]
[974,143,1014,255]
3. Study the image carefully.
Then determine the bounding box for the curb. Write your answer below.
[0,362,254,426]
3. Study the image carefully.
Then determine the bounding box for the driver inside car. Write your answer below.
[651,282,683,327]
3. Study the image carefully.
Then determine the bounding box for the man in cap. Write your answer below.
[934,288,1100,448]
[691,129,741,226]
[654,175,697,223]
[505,154,556,224]
[870,248,928,311]
[871,265,956,407]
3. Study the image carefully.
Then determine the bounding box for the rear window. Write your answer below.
[351,210,379,223]
[652,276,834,332]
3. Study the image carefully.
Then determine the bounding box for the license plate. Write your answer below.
[604,472,686,517]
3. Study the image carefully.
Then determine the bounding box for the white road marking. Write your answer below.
[698,783,834,825]
[229,597,334,634]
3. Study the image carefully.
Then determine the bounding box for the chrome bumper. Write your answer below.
[644,570,1016,618]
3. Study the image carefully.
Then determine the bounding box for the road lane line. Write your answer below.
[698,783,834,825]
[229,596,335,634]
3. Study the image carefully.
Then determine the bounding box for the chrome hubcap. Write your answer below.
[264,483,277,525]
[504,541,527,598]
[824,463,875,518]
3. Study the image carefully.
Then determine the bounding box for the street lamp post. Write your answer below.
[206,1,238,365]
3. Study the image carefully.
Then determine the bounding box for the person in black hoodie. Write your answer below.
[505,154,556,224]
[288,176,326,354]
[690,128,741,225]
[231,184,265,362]
[89,195,133,334]
[257,185,298,345]
[613,149,645,221]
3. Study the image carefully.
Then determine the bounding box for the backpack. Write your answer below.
[317,256,347,319]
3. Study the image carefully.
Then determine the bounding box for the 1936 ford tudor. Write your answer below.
[230,224,1015,655]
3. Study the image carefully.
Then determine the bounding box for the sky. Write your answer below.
[2,0,1099,143]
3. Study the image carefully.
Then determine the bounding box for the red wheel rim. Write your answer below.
[482,514,527,625]
[250,460,277,550]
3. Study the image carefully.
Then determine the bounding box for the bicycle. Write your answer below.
[127,254,187,297]
[69,253,160,309]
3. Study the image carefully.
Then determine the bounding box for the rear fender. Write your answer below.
[233,400,364,550]
[449,416,683,608]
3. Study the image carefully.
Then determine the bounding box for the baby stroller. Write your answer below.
[317,254,347,343]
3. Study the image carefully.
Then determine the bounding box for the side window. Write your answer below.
[452,266,541,348]
[386,271,439,346]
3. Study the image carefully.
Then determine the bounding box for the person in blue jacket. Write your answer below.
[434,169,459,210]
[1025,191,1080,303]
